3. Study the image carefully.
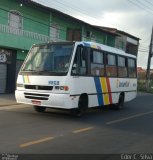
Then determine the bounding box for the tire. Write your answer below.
[115,94,124,110]
[71,94,88,117]
[34,106,46,113]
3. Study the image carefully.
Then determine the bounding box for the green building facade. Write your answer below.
[0,0,116,93]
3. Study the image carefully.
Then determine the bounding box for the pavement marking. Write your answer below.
[72,127,94,134]
[20,136,54,148]
[106,110,153,125]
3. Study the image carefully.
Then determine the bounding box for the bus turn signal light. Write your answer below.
[64,86,69,91]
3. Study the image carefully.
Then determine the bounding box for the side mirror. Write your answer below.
[72,64,76,69]
[72,64,79,75]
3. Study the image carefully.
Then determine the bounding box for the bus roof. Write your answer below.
[78,41,136,59]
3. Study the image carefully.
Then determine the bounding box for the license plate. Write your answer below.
[31,100,41,106]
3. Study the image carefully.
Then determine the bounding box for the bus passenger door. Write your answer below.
[71,45,89,76]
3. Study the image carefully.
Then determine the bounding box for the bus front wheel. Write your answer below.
[72,94,88,117]
[34,106,46,113]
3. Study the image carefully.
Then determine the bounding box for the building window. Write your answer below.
[106,53,117,77]
[118,56,127,77]
[50,24,60,41]
[67,29,81,41]
[90,50,104,76]
[9,10,22,34]
[9,11,22,29]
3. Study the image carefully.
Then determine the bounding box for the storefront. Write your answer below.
[0,48,16,93]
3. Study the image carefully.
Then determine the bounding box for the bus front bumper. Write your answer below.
[15,90,75,109]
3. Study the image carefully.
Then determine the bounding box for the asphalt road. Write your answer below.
[0,92,153,155]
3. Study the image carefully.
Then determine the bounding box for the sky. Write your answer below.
[33,0,153,68]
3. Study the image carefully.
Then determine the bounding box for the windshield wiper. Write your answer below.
[22,69,35,72]
[21,69,67,76]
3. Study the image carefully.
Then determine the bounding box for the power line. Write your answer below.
[35,0,101,25]
[139,49,149,51]
[139,44,149,49]
[135,0,153,12]
[35,0,72,16]
[139,46,149,50]
[51,0,99,18]
[34,0,115,27]
[127,0,153,15]
[140,37,151,45]
[144,0,153,7]
[35,0,112,29]
[139,48,149,51]
[139,50,148,52]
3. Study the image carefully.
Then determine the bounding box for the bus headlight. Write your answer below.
[55,86,69,91]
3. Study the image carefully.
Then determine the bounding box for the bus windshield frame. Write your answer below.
[21,42,74,76]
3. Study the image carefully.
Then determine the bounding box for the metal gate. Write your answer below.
[0,64,7,93]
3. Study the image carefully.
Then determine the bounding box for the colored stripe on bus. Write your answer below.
[100,78,109,105]
[94,77,104,106]
[83,42,102,50]
[94,77,113,106]
[23,75,30,84]
[106,78,112,104]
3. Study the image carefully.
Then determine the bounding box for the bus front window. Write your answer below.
[21,44,73,75]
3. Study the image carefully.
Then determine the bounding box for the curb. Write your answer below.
[0,103,20,107]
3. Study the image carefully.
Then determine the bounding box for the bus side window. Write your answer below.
[90,49,104,76]
[106,53,117,77]
[128,58,137,78]
[118,56,128,77]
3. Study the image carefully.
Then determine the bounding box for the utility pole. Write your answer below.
[146,26,153,91]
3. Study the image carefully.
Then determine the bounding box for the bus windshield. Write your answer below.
[21,44,74,75]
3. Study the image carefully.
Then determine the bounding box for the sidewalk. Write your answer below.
[0,94,17,107]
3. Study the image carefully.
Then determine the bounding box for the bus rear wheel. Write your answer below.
[34,106,46,113]
[115,94,124,110]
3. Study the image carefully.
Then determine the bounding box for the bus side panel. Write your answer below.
[109,78,137,103]
[69,76,137,108]
[69,76,99,108]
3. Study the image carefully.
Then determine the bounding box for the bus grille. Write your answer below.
[24,85,53,91]
[24,93,49,100]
